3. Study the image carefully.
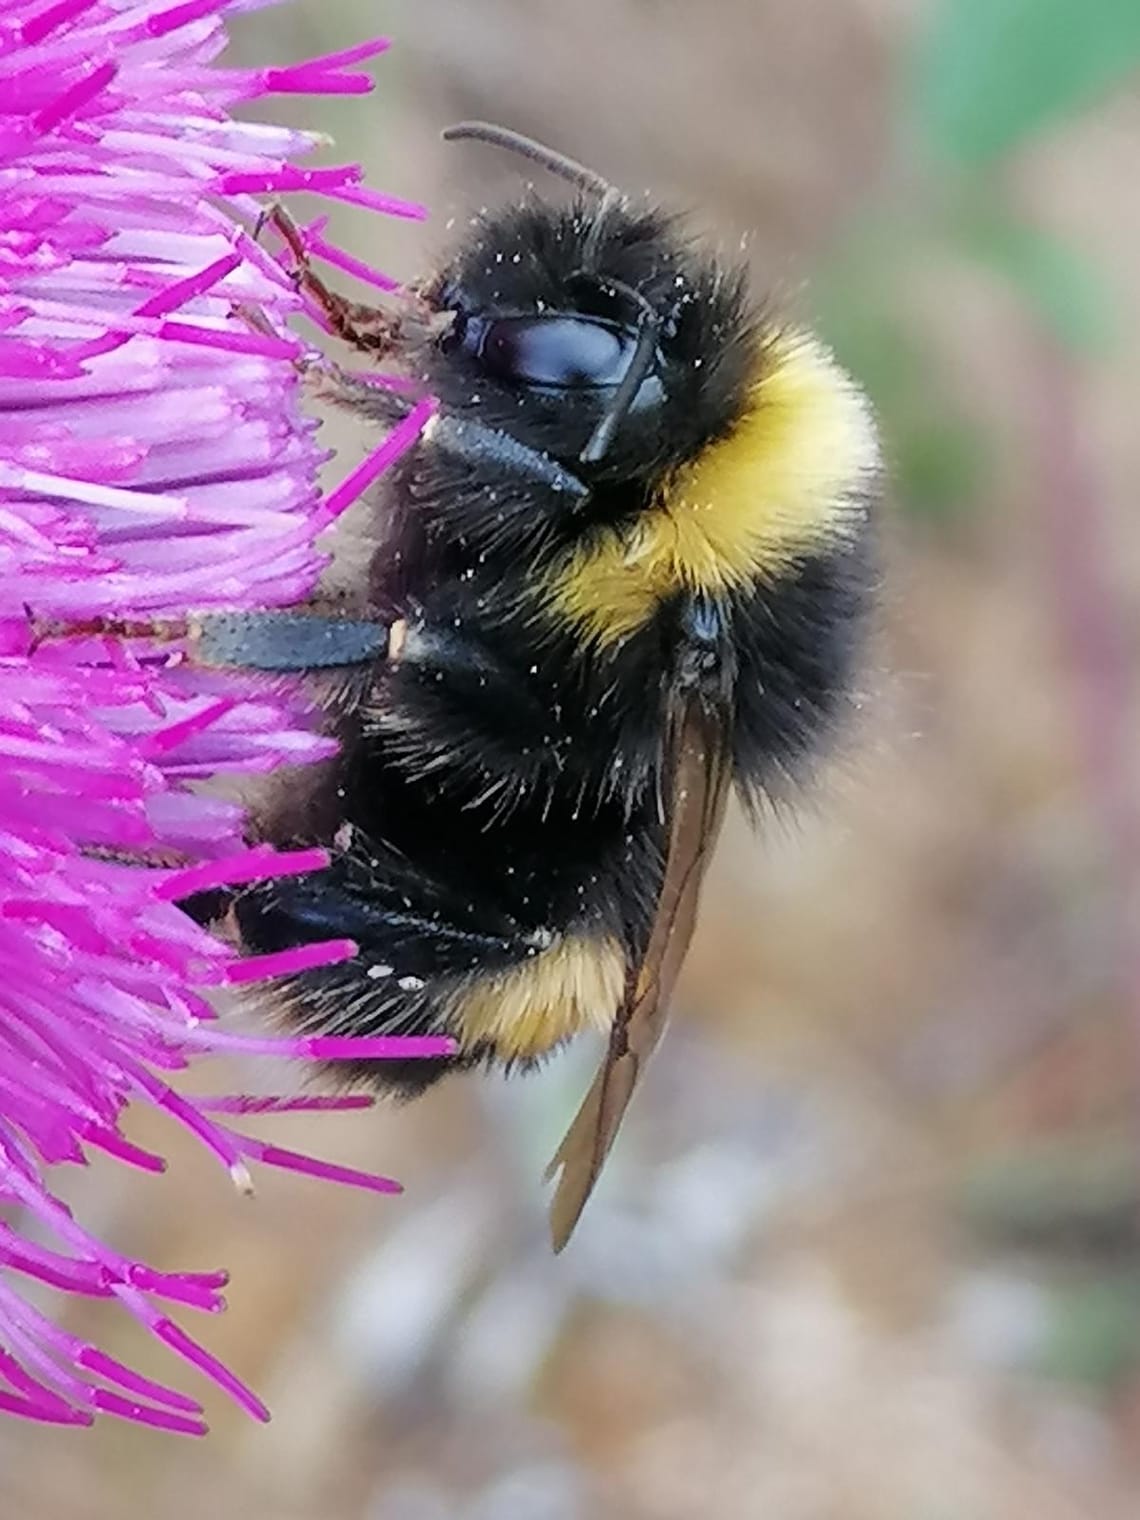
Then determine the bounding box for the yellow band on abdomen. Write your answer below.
[447,932,625,1062]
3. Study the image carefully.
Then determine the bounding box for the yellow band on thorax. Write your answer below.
[547,331,878,646]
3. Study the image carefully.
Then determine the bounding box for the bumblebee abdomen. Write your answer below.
[233,720,663,1091]
[445,930,626,1063]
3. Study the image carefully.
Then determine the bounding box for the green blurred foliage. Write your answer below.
[957,1138,1140,1390]
[818,0,1140,521]
[945,197,1114,354]
[960,1138,1140,1255]
[917,0,1140,164]
[1037,1275,1140,1389]
[815,248,991,522]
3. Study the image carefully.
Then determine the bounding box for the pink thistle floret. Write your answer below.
[0,0,444,1432]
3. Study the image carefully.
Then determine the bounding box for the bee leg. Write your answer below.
[191,610,393,672]
[256,202,404,356]
[428,413,590,502]
[230,863,535,1096]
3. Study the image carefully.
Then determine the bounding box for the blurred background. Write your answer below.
[6,1,1140,1515]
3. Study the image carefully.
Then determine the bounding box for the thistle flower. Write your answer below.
[0,0,444,1432]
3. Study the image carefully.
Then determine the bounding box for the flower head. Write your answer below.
[0,0,443,1431]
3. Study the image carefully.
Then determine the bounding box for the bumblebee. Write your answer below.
[191,123,881,1248]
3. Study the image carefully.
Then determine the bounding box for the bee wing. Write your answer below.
[545,699,732,1251]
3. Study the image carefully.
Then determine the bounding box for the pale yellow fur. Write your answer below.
[449,933,625,1060]
[548,331,879,646]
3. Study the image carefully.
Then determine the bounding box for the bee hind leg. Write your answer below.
[229,859,534,1095]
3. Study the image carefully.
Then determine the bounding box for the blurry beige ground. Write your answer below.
[5,2,1140,1517]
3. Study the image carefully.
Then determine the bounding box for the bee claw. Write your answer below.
[254,200,301,252]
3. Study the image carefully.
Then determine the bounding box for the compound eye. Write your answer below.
[470,315,636,388]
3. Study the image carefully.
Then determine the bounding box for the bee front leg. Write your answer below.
[256,202,404,356]
[427,413,591,501]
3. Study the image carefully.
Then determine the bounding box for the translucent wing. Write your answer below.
[545,698,732,1250]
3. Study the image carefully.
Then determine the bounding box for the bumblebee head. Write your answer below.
[414,121,757,499]
[423,124,880,657]
[422,197,756,495]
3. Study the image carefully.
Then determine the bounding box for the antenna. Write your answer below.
[442,121,613,198]
[573,274,662,465]
[580,317,660,464]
